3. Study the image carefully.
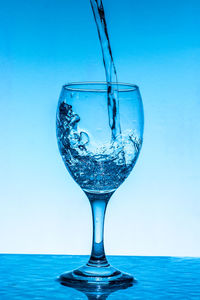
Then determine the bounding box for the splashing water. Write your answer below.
[56,1,142,192]
[57,103,142,192]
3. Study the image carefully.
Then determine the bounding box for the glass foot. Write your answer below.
[58,263,134,287]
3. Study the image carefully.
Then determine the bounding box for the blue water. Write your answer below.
[0,255,200,299]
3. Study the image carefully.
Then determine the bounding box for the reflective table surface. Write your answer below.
[0,254,200,299]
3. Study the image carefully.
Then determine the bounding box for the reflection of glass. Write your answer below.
[61,280,133,300]
[56,82,144,286]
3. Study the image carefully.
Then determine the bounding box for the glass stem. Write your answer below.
[85,191,113,266]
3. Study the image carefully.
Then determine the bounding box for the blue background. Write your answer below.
[0,0,200,256]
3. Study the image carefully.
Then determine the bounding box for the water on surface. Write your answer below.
[0,254,200,299]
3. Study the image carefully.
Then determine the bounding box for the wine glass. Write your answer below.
[56,82,144,286]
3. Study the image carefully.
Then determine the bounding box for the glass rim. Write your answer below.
[63,82,139,93]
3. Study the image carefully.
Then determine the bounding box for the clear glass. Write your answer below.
[56,82,144,287]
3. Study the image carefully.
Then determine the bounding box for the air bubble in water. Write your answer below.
[69,114,80,129]
[80,132,89,145]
